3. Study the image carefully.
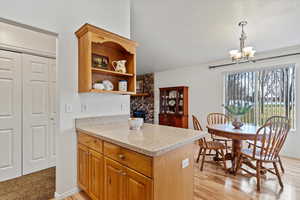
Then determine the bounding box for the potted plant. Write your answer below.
[224,103,253,129]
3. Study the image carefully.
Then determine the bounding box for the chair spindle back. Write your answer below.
[192,115,207,147]
[207,113,230,125]
[253,116,290,161]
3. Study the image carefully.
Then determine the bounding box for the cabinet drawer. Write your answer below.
[78,132,103,153]
[103,142,153,178]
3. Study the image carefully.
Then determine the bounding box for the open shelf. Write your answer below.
[76,23,137,94]
[131,93,150,97]
[92,68,134,77]
[91,89,135,95]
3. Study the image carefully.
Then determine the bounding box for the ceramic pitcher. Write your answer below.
[112,60,127,73]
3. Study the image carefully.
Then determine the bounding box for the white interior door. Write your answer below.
[0,50,22,181]
[22,54,50,174]
[48,58,57,167]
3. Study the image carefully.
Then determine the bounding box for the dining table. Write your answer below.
[206,123,260,174]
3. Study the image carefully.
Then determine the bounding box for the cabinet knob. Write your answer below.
[118,154,125,160]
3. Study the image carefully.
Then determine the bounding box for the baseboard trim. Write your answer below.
[54,187,80,199]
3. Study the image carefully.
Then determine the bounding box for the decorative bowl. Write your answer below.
[128,118,144,130]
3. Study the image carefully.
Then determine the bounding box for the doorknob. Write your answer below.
[50,117,55,120]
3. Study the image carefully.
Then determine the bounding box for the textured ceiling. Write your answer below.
[131,0,300,73]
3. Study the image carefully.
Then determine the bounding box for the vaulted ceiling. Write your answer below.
[131,0,300,73]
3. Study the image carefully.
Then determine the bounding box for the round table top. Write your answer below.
[206,123,260,140]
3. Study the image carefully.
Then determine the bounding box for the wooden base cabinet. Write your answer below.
[126,167,152,200]
[89,150,104,200]
[104,158,126,200]
[77,144,89,193]
[78,133,152,200]
[77,144,104,200]
[77,132,193,200]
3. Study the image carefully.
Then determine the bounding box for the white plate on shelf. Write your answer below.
[169,100,176,106]
[103,80,114,91]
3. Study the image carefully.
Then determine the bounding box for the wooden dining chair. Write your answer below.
[247,116,289,173]
[207,113,231,153]
[235,117,290,191]
[192,115,227,171]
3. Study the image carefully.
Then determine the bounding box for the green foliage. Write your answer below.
[224,103,253,116]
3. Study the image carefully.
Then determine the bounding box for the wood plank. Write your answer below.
[131,93,149,97]
[92,68,134,77]
[90,89,135,95]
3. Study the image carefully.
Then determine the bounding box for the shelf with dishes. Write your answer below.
[160,89,185,115]
[159,86,189,128]
[76,23,137,94]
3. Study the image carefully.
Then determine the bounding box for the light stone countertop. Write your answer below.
[76,122,206,157]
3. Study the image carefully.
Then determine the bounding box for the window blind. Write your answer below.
[224,64,296,129]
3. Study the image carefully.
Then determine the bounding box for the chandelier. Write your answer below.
[229,21,256,63]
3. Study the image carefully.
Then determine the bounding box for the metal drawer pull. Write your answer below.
[118,154,125,160]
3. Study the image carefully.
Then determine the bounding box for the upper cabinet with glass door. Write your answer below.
[159,86,188,115]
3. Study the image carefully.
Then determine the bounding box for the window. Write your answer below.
[224,64,296,129]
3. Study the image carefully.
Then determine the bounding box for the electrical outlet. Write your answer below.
[182,158,189,169]
[81,104,87,112]
[65,104,73,113]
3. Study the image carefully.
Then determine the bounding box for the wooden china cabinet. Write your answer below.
[159,86,189,128]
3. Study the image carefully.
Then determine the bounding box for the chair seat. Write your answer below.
[241,148,277,162]
[201,141,226,150]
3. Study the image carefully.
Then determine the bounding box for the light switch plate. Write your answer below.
[182,158,189,169]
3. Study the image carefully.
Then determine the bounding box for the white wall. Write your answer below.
[154,46,300,159]
[0,0,131,196]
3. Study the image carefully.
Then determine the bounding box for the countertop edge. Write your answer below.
[76,128,207,157]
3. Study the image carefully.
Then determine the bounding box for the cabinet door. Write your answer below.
[89,150,104,200]
[22,54,50,174]
[104,158,126,200]
[0,50,22,181]
[125,167,152,200]
[48,59,57,167]
[159,114,170,126]
[78,144,89,192]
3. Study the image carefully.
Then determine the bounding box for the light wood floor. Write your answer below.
[63,150,300,200]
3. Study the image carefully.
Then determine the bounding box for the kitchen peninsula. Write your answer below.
[76,115,205,200]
